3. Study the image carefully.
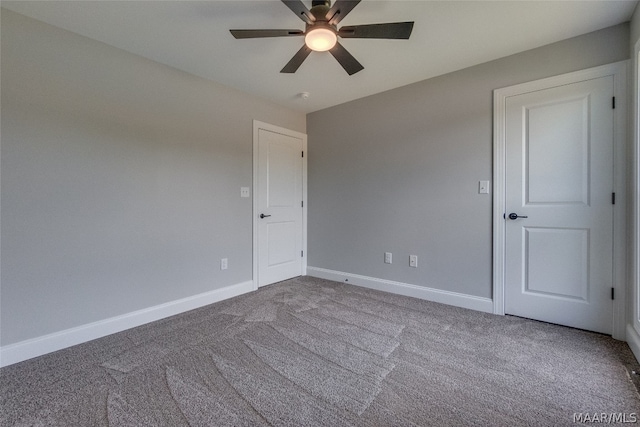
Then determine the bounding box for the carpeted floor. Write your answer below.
[2,276,639,426]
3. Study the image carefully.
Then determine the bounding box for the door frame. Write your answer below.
[492,61,628,339]
[252,120,308,290]
[633,39,640,339]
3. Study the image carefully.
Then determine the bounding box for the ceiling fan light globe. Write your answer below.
[305,28,337,52]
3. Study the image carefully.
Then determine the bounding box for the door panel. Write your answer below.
[524,227,589,301]
[257,127,303,287]
[504,76,613,334]
[267,221,297,266]
[267,142,299,207]
[526,97,589,205]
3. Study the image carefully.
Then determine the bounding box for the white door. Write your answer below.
[255,123,305,287]
[504,75,614,334]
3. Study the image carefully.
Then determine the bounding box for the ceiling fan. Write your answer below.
[230,0,414,75]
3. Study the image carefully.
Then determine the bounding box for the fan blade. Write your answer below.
[281,0,315,25]
[230,29,304,39]
[329,42,364,75]
[281,45,313,73]
[326,0,361,26]
[338,22,414,39]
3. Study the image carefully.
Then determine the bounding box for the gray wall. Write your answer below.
[0,10,305,346]
[632,4,640,48]
[307,23,630,299]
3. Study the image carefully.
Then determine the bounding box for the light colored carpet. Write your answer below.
[2,276,639,426]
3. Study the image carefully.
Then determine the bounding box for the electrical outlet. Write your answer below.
[221,258,228,270]
[384,252,392,264]
[409,255,418,268]
[479,180,490,194]
[240,187,250,198]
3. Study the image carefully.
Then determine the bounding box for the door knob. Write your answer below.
[508,212,528,220]
[260,213,271,219]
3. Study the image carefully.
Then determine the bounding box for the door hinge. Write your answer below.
[612,192,616,205]
[302,151,304,158]
[301,250,304,257]
[611,287,615,300]
[301,200,304,208]
[612,96,616,109]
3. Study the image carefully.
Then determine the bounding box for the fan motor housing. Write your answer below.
[310,1,331,22]
[305,21,337,35]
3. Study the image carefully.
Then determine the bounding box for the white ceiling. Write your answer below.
[3,1,638,113]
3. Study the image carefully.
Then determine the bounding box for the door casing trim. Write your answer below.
[633,39,640,342]
[252,120,308,290]
[492,61,628,340]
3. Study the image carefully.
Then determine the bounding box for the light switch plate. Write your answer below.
[240,187,250,198]
[479,180,490,194]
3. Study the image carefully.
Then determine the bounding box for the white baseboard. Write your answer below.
[0,280,254,368]
[627,323,640,364]
[307,266,493,313]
